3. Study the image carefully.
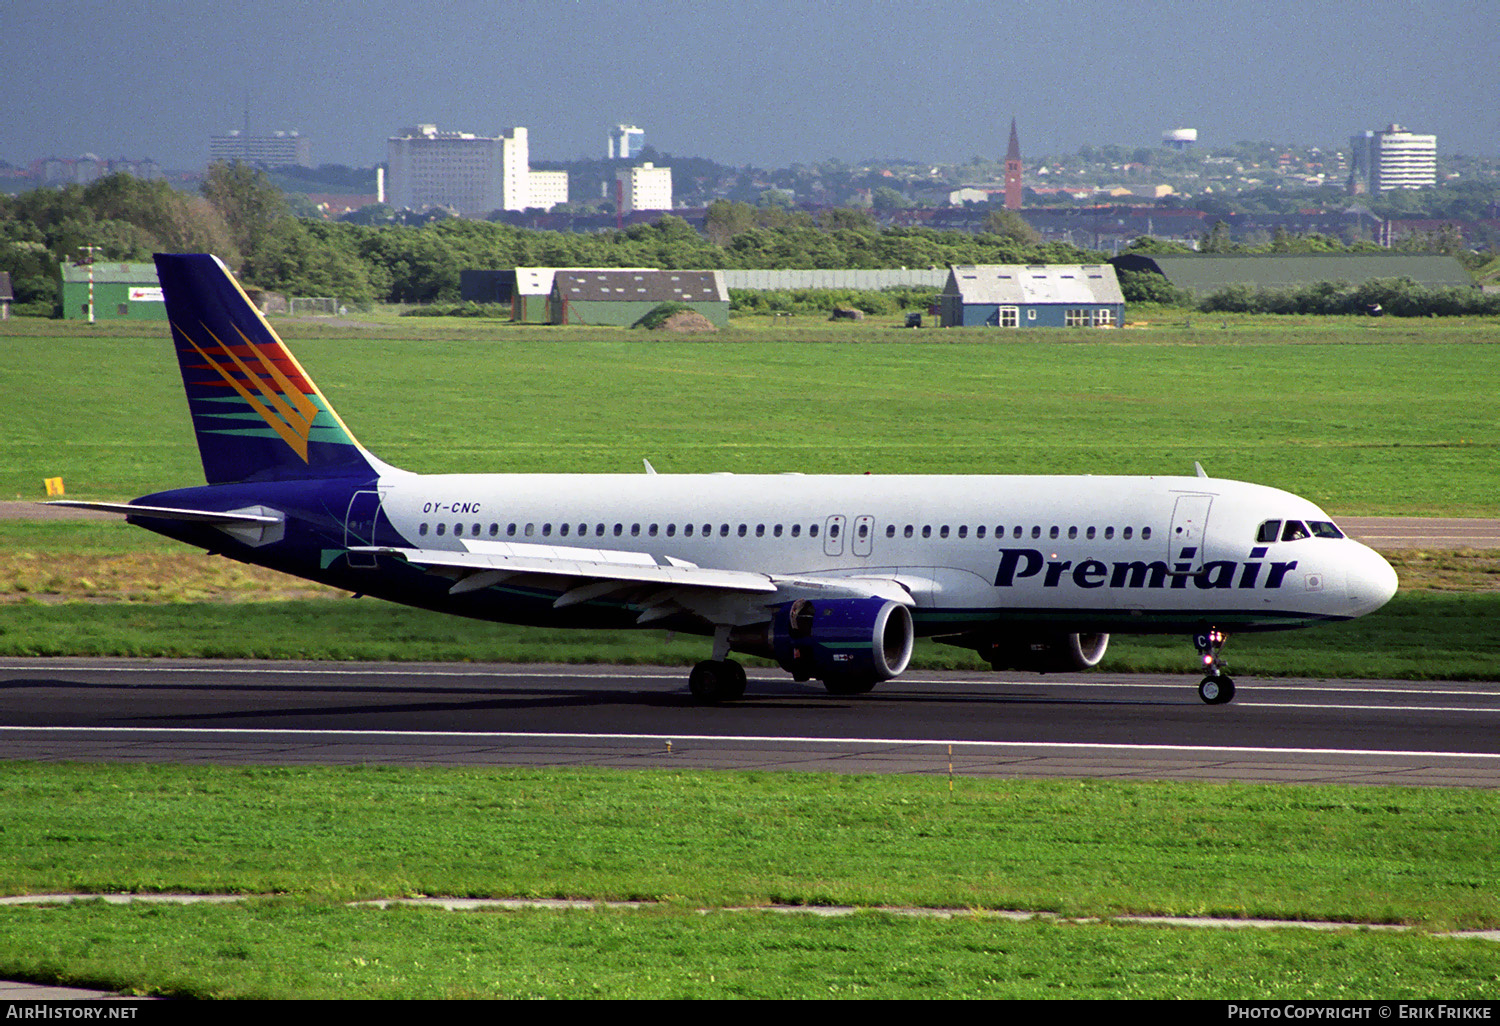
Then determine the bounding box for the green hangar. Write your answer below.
[60,262,168,321]
[550,269,729,327]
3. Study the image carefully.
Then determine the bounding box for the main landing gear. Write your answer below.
[688,659,747,704]
[689,625,747,704]
[1194,628,1235,705]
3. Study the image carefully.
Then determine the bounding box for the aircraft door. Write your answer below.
[852,515,875,557]
[345,490,383,568]
[1169,494,1213,575]
[823,515,846,557]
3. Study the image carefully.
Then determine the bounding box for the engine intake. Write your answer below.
[734,597,915,687]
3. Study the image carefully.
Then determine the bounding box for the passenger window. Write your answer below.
[1068,526,1077,539]
[1282,520,1310,541]
[977,526,986,539]
[810,524,819,538]
[884,525,894,538]
[419,523,428,536]
[613,524,623,536]
[1049,526,1059,540]
[436,523,446,536]
[454,524,463,537]
[541,523,551,537]
[1105,527,1114,540]
[649,524,659,537]
[1086,527,1095,540]
[666,524,676,537]
[756,524,765,537]
[958,525,967,539]
[737,525,747,537]
[904,525,914,538]
[1123,527,1133,540]
[922,526,932,539]
[508,523,517,537]
[560,524,570,537]
[1142,527,1152,540]
[939,526,949,539]
[631,524,640,537]
[1031,526,1041,539]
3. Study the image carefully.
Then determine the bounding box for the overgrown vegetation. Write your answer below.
[1198,277,1500,317]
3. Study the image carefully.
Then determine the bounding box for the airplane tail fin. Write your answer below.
[154,253,376,485]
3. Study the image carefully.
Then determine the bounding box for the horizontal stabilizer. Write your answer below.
[43,500,282,526]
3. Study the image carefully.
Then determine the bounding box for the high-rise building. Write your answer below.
[386,125,566,216]
[1348,124,1436,193]
[1004,118,1023,210]
[209,131,311,168]
[615,162,672,213]
[609,124,645,160]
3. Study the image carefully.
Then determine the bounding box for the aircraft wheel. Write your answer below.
[1198,674,1236,705]
[689,660,744,704]
[723,659,747,700]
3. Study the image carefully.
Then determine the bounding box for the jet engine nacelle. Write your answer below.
[747,597,915,687]
[982,632,1109,673]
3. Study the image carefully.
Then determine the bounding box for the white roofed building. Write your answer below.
[939,265,1124,328]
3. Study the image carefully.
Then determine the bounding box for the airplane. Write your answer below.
[51,253,1399,706]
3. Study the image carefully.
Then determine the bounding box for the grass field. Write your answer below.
[2,311,1498,998]
[0,765,1497,999]
[3,311,1498,514]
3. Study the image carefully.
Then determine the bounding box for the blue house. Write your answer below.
[940,264,1125,328]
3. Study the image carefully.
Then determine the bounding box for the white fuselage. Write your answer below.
[371,469,1398,633]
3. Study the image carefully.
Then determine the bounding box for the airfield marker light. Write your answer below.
[665,740,673,756]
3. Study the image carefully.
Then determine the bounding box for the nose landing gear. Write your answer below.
[1194,628,1235,705]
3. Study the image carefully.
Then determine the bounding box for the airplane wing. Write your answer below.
[356,543,914,625]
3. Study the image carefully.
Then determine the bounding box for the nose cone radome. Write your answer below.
[1346,543,1399,617]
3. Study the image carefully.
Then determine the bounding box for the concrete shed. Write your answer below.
[940,265,1125,328]
[551,269,730,327]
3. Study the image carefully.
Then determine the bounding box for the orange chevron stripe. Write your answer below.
[185,320,319,461]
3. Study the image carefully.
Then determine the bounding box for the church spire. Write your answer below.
[1004,117,1023,210]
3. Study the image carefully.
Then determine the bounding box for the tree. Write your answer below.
[200,161,289,273]
[982,209,1040,245]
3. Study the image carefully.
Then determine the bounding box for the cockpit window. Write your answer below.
[1308,521,1345,539]
[1256,520,1281,543]
[1281,520,1310,542]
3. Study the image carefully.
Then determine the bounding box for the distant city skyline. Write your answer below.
[6,0,1496,171]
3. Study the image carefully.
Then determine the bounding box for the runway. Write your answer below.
[2,659,1497,787]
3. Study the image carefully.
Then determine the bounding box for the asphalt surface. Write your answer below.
[2,659,1497,786]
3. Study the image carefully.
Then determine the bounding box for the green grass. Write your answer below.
[3,315,1498,514]
[4,902,1497,999]
[4,313,1499,998]
[0,765,1497,998]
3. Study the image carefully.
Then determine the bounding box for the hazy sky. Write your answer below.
[7,0,1497,170]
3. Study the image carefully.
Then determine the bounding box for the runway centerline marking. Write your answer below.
[2,725,1498,762]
